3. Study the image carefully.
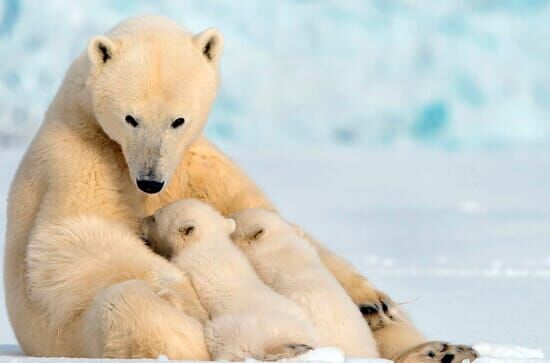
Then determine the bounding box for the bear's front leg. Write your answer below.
[308,233,403,330]
[310,235,478,360]
[395,341,479,363]
[347,276,404,330]
[25,215,209,359]
[83,279,209,359]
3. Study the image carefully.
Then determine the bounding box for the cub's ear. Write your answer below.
[225,218,236,234]
[291,224,305,238]
[193,28,224,64]
[178,222,197,237]
[88,35,117,66]
[248,225,266,241]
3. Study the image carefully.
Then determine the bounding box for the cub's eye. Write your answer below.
[171,117,185,129]
[125,115,138,127]
[179,225,195,236]
[251,228,265,241]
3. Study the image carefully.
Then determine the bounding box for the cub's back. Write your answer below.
[243,235,378,358]
[174,235,307,322]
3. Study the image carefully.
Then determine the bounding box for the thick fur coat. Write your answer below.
[143,199,317,361]
[231,208,379,358]
[3,14,474,362]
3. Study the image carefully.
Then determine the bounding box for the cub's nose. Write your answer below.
[136,180,164,194]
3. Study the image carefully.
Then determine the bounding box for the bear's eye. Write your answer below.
[171,117,185,129]
[125,115,138,128]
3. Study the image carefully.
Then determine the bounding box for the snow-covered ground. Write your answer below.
[1,1,549,361]
[0,147,548,361]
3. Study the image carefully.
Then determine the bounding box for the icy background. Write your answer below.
[1,0,550,149]
[0,0,549,360]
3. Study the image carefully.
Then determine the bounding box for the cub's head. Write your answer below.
[86,16,223,194]
[142,199,236,256]
[230,208,304,248]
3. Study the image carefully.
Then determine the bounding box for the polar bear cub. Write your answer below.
[142,199,317,361]
[231,208,380,358]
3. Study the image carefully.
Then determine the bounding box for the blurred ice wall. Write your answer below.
[0,0,549,150]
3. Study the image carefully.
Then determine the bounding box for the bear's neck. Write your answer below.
[48,53,107,140]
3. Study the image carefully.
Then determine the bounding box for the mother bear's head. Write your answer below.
[86,15,223,194]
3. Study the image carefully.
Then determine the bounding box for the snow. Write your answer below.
[0,147,548,362]
[0,1,549,361]
[1,1,550,149]
[474,343,544,360]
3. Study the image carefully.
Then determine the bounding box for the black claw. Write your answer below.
[428,351,436,358]
[441,343,449,352]
[360,305,378,315]
[381,301,389,313]
[441,354,454,363]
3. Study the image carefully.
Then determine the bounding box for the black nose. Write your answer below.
[136,180,164,194]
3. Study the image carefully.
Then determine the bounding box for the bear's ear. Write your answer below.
[292,224,305,238]
[193,28,224,64]
[88,35,117,67]
[225,218,236,234]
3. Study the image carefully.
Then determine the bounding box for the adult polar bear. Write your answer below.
[5,15,475,362]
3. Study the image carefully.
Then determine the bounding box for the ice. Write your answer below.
[1,1,550,149]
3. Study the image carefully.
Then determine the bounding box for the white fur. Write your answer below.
[231,208,379,358]
[87,16,223,191]
[5,14,434,359]
[143,199,318,361]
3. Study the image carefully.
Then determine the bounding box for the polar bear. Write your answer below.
[230,208,378,358]
[26,215,210,359]
[5,14,477,361]
[141,199,317,361]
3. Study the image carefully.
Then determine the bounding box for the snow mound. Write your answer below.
[474,343,544,360]
[243,347,350,363]
[289,347,346,362]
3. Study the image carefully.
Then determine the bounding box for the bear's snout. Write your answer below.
[136,179,164,194]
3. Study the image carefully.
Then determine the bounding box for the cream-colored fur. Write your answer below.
[231,208,379,358]
[142,199,317,361]
[4,14,461,360]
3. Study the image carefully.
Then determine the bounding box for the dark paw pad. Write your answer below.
[359,297,400,331]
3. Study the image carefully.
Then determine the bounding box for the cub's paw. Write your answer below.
[358,290,402,330]
[264,343,313,361]
[396,341,479,363]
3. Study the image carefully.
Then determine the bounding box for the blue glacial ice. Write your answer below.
[0,0,549,150]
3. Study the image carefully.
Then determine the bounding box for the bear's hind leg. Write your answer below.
[395,341,479,363]
[82,279,210,360]
[26,215,208,358]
